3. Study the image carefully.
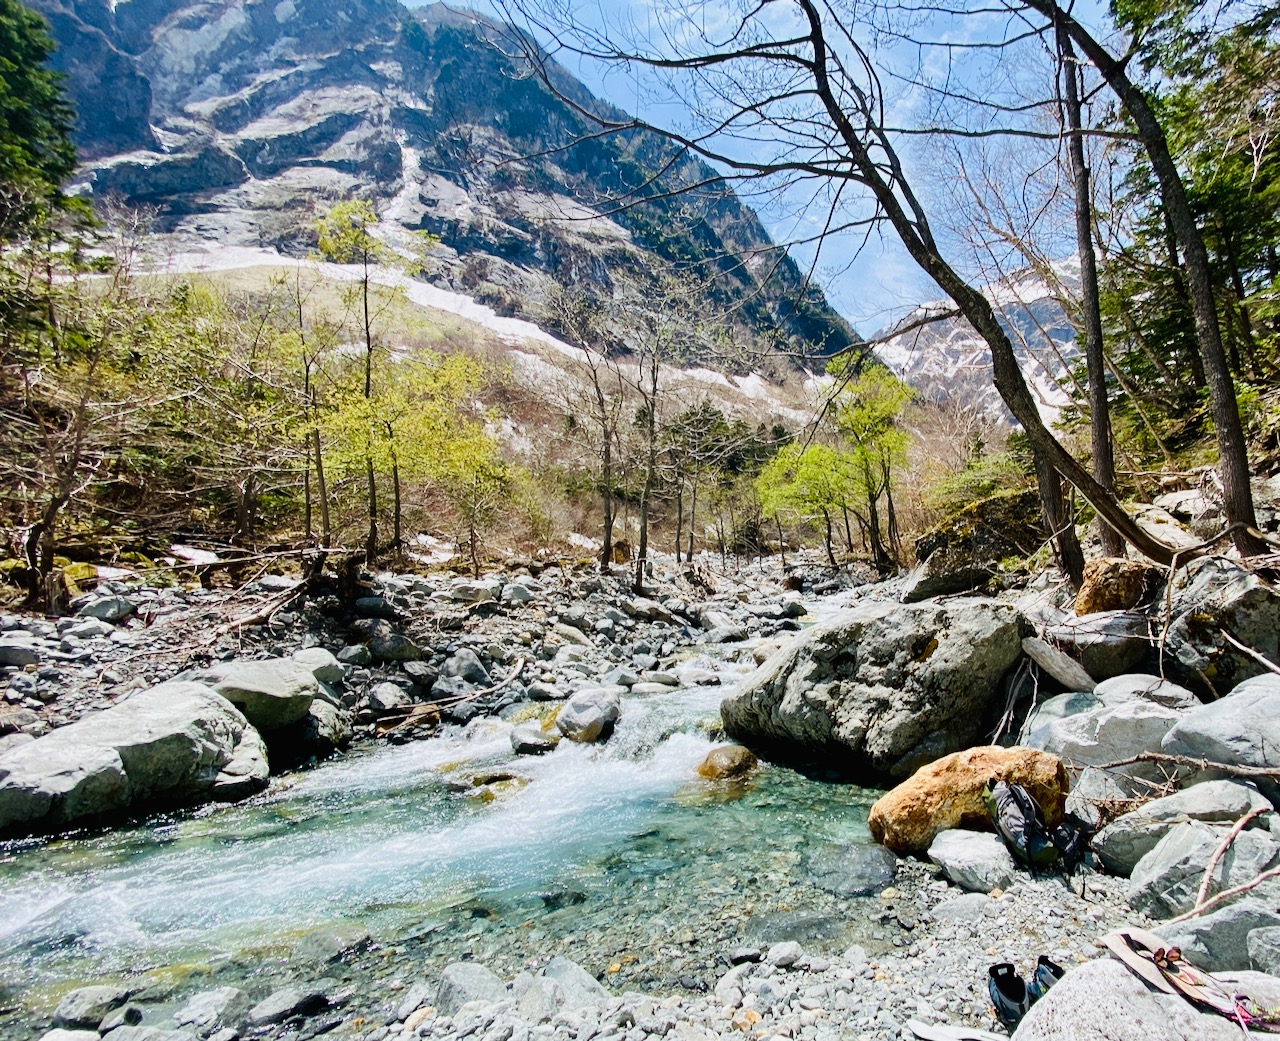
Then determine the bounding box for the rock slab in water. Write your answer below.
[722,598,1026,777]
[0,682,268,835]
[697,744,758,779]
[52,985,133,1029]
[926,829,1016,893]
[805,842,898,897]
[188,658,317,730]
[868,745,1068,855]
[556,687,621,743]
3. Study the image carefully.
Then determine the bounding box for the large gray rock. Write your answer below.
[1094,780,1274,877]
[1026,699,1181,782]
[1012,958,1280,1041]
[443,649,491,686]
[53,985,132,1029]
[926,829,1016,893]
[271,701,353,769]
[173,988,251,1036]
[556,687,622,743]
[77,596,136,623]
[436,962,508,1015]
[245,980,334,1026]
[721,598,1026,777]
[0,637,39,667]
[1018,692,1101,743]
[189,659,316,731]
[290,647,344,685]
[1065,766,1135,828]
[1164,558,1280,695]
[1156,899,1280,972]
[542,956,610,1009]
[1043,611,1151,679]
[0,682,268,835]
[1095,674,1199,711]
[1128,820,1280,918]
[1163,675,1280,802]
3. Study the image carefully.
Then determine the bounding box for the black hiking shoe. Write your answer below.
[1027,954,1065,1003]
[987,962,1030,1029]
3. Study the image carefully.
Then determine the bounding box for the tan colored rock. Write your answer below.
[1075,557,1160,615]
[697,744,758,780]
[867,745,1068,855]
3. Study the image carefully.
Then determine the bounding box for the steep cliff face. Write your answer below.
[34,0,857,359]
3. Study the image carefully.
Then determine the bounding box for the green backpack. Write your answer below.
[982,778,1059,868]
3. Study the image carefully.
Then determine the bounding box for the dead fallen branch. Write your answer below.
[1194,807,1267,910]
[1093,752,1280,782]
[375,656,529,737]
[1166,863,1280,925]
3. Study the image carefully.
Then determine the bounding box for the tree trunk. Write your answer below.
[1034,452,1086,587]
[312,421,331,549]
[822,508,836,566]
[674,482,685,561]
[365,455,378,564]
[1059,26,1125,557]
[798,0,1179,565]
[1032,0,1265,556]
[776,516,787,569]
[600,429,614,572]
[687,479,698,562]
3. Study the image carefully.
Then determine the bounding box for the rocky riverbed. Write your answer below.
[4,548,1280,1041]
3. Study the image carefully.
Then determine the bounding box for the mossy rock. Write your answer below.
[907,489,1044,602]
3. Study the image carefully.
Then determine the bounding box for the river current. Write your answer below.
[0,636,884,1034]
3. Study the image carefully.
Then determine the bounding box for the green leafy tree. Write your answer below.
[756,442,859,566]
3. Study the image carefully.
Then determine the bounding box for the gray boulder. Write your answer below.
[1156,899,1280,972]
[1164,558,1280,695]
[1065,766,1135,828]
[721,598,1026,777]
[1095,673,1199,710]
[542,956,609,1009]
[369,632,422,662]
[290,647,344,685]
[1163,675,1280,802]
[1128,821,1280,918]
[245,981,334,1026]
[1248,926,1280,974]
[1012,957,1279,1041]
[367,682,410,715]
[0,682,268,835]
[1021,637,1095,692]
[443,649,491,686]
[53,985,132,1029]
[450,578,503,603]
[1043,611,1151,679]
[173,988,251,1036]
[77,596,136,623]
[1026,699,1181,782]
[0,636,39,667]
[926,829,1016,893]
[1018,692,1101,743]
[1094,780,1274,877]
[189,659,316,731]
[805,842,898,897]
[271,701,353,768]
[510,723,559,755]
[436,962,507,1015]
[556,687,622,743]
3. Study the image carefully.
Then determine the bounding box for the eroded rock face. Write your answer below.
[721,598,1026,777]
[187,658,317,731]
[0,682,267,836]
[867,745,1068,855]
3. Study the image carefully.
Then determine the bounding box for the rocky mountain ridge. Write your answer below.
[32,0,857,362]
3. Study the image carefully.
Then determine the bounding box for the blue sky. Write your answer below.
[405,0,950,333]
[404,0,1106,334]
